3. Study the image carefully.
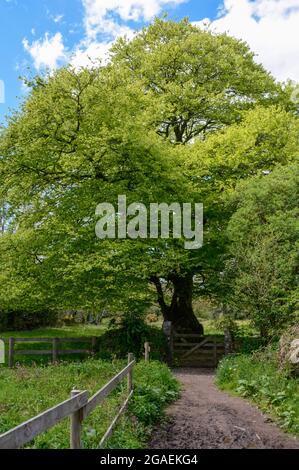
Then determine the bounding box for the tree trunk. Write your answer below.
[151,274,204,334]
[260,324,270,341]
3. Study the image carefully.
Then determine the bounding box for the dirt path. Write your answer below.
[150,368,299,449]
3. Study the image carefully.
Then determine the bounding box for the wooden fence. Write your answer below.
[0,336,98,367]
[0,353,135,449]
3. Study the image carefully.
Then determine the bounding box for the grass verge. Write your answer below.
[0,359,179,448]
[216,348,299,436]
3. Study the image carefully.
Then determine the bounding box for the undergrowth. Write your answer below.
[0,359,179,448]
[216,346,299,436]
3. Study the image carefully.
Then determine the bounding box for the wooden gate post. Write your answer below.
[163,321,173,366]
[224,328,234,355]
[8,337,15,368]
[213,338,217,367]
[70,390,83,449]
[127,353,134,392]
[144,342,150,362]
[169,328,174,365]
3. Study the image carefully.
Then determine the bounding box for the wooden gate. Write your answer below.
[163,323,225,367]
[173,333,225,367]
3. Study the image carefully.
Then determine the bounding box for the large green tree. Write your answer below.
[0,19,296,333]
[223,162,299,338]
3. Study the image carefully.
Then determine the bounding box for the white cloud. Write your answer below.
[82,0,186,39]
[71,40,113,68]
[22,0,186,71]
[72,0,184,69]
[71,28,136,69]
[194,0,299,82]
[23,32,67,70]
[53,14,64,24]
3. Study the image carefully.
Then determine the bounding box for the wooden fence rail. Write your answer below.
[0,353,135,449]
[0,336,98,367]
[0,391,89,449]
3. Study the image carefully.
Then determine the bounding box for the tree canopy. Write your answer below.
[223,162,299,337]
[0,18,297,334]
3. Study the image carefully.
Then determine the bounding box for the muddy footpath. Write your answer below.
[149,368,299,449]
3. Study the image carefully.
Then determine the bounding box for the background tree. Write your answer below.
[222,162,299,338]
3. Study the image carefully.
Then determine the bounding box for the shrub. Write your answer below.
[106,311,150,359]
[214,314,239,335]
[216,347,299,435]
[0,309,59,331]
[130,361,180,425]
[101,308,166,360]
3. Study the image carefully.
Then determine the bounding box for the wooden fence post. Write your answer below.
[91,336,97,354]
[127,353,134,393]
[169,328,174,365]
[8,337,15,368]
[163,321,173,366]
[70,390,83,449]
[144,342,150,362]
[52,338,58,363]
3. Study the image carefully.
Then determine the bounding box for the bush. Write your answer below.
[216,347,299,435]
[130,361,180,425]
[106,311,150,359]
[0,309,59,331]
[214,314,239,335]
[105,311,167,360]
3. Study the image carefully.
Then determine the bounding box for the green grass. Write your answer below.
[216,348,299,436]
[0,318,257,339]
[0,324,111,366]
[0,358,179,449]
[0,322,110,339]
[0,319,260,366]
[200,319,258,336]
[0,320,170,365]
[145,318,258,336]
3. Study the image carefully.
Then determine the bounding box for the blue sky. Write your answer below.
[1,0,299,123]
